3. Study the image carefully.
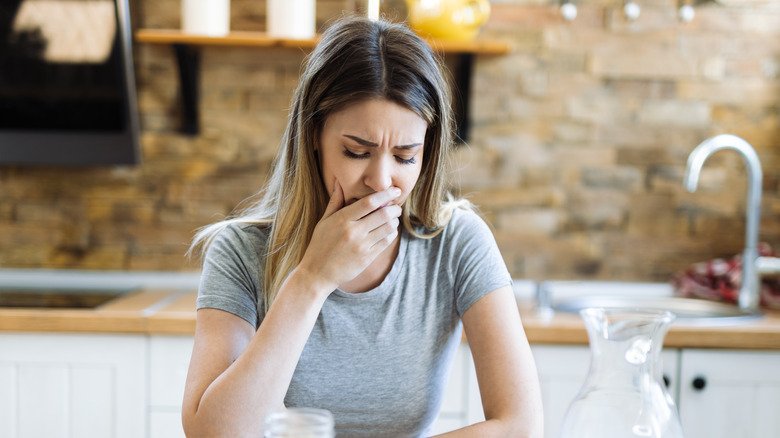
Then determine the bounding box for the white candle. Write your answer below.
[267,0,316,39]
[367,0,380,21]
[181,0,230,36]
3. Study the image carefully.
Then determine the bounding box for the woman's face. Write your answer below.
[318,98,428,208]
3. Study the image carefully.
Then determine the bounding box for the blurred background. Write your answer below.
[1,0,778,285]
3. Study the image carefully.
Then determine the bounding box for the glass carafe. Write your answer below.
[560,308,684,438]
[263,407,335,438]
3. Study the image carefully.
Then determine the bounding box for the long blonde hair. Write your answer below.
[190,15,467,307]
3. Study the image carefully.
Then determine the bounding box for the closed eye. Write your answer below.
[395,156,416,165]
[342,148,369,159]
[343,147,417,165]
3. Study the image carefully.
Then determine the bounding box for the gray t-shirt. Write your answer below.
[197,208,512,437]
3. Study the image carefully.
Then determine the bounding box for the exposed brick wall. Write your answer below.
[0,0,778,283]
[466,0,780,281]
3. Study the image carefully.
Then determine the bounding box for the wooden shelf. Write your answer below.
[134,29,512,55]
[135,29,319,50]
[133,29,511,138]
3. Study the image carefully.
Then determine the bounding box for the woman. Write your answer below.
[182,15,543,438]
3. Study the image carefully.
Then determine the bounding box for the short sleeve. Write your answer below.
[446,209,513,316]
[196,223,266,328]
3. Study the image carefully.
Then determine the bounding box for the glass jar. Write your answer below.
[560,308,685,438]
[405,0,491,41]
[263,407,335,438]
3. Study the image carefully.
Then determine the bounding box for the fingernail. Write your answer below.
[390,187,401,197]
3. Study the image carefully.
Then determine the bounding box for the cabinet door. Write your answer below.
[679,349,780,438]
[532,345,591,438]
[0,332,147,438]
[532,345,680,438]
[149,335,195,438]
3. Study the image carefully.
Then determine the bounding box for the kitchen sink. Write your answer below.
[552,295,763,325]
[0,288,133,309]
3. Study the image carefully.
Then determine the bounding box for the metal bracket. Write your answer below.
[453,53,474,143]
[172,44,200,135]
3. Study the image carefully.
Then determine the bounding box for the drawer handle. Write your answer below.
[692,376,707,391]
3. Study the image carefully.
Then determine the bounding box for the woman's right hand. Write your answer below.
[296,181,402,294]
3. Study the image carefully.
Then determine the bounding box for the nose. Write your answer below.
[363,156,393,192]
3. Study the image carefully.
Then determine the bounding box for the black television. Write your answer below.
[0,0,140,166]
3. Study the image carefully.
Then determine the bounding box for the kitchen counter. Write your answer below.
[3,288,780,349]
[0,289,196,335]
[517,299,780,350]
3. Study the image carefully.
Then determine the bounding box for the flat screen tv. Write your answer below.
[0,0,140,166]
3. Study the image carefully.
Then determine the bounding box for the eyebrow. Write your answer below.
[343,134,422,150]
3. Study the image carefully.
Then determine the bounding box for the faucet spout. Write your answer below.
[683,134,763,311]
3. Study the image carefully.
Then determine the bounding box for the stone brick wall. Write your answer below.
[1,0,778,283]
[467,0,780,281]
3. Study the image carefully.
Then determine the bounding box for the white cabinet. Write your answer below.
[531,345,680,438]
[531,345,591,438]
[430,343,484,434]
[11,332,779,438]
[532,345,780,438]
[0,333,193,438]
[148,335,194,438]
[0,332,147,438]
[678,349,780,438]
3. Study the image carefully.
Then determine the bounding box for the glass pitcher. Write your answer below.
[559,308,684,438]
[263,407,335,438]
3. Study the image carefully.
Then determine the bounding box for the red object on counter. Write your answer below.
[672,243,780,309]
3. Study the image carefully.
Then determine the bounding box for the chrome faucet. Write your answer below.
[535,281,554,319]
[683,134,763,311]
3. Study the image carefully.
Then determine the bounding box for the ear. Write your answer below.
[312,137,321,167]
[312,124,321,152]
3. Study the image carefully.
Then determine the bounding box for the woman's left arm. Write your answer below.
[435,285,544,437]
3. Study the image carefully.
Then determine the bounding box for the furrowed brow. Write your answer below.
[344,135,378,147]
[343,134,422,150]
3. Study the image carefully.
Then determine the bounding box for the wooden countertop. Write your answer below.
[517,301,780,350]
[3,289,780,350]
[0,289,196,335]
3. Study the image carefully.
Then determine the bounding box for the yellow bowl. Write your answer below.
[406,0,491,42]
